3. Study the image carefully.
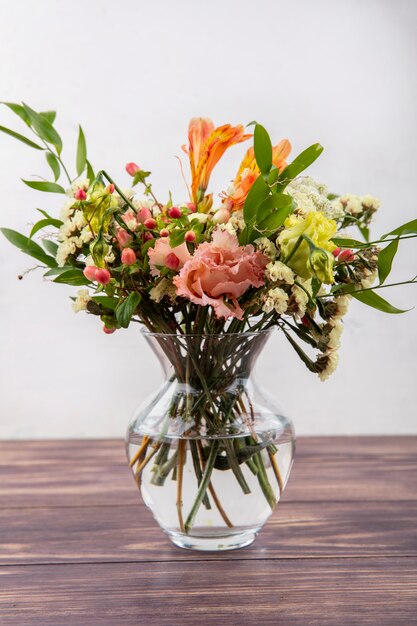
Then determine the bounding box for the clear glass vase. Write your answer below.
[126,329,295,551]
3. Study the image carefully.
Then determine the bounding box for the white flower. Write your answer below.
[72,210,86,230]
[60,198,77,221]
[318,351,339,381]
[220,222,237,236]
[291,278,312,317]
[134,198,153,210]
[56,239,78,266]
[126,219,138,231]
[265,261,294,284]
[189,213,209,224]
[79,227,94,244]
[67,177,89,197]
[149,278,177,303]
[72,289,91,313]
[327,320,344,350]
[228,209,245,232]
[360,268,378,289]
[286,177,341,219]
[262,287,289,315]
[104,250,115,264]
[255,237,277,260]
[361,194,380,210]
[334,294,351,319]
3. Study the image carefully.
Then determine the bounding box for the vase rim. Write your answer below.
[140,327,275,339]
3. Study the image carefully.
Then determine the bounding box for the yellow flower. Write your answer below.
[278,211,337,282]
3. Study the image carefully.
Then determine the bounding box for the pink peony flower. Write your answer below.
[148,237,192,277]
[173,229,268,319]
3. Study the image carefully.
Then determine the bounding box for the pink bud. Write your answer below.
[338,249,355,263]
[83,265,98,281]
[143,232,154,242]
[95,268,111,285]
[75,189,87,201]
[136,207,153,224]
[106,183,115,194]
[332,247,341,258]
[103,325,116,334]
[121,247,137,266]
[165,252,180,270]
[187,202,196,213]
[159,228,169,237]
[116,229,132,248]
[125,162,141,177]
[144,218,157,229]
[212,207,231,224]
[184,230,196,243]
[168,206,182,219]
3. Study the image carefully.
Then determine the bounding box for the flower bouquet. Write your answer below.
[1,104,416,550]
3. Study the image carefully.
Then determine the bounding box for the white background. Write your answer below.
[0,0,416,439]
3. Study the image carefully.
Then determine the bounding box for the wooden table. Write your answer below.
[0,437,416,625]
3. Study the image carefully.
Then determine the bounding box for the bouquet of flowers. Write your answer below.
[1,103,416,546]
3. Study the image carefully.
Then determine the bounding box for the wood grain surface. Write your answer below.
[0,437,416,625]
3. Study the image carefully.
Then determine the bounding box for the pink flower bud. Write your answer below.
[184,230,196,243]
[136,207,153,224]
[168,206,182,219]
[165,252,180,270]
[106,183,115,194]
[103,325,116,334]
[116,228,132,248]
[338,249,355,263]
[332,247,341,258]
[95,268,111,285]
[125,162,141,177]
[75,189,87,201]
[159,228,169,237]
[144,218,157,229]
[121,247,137,266]
[187,202,196,213]
[83,265,98,281]
[212,207,231,224]
[143,232,154,242]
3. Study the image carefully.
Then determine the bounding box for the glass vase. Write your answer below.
[126,329,295,551]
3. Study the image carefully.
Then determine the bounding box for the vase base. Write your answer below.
[166,528,259,552]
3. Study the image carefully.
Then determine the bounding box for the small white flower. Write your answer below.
[327,320,344,350]
[262,287,289,315]
[265,261,294,284]
[228,209,245,232]
[291,279,311,317]
[361,194,380,210]
[72,289,91,313]
[104,250,115,264]
[360,269,378,289]
[318,351,339,381]
[150,278,177,303]
[189,213,209,224]
[220,222,237,236]
[255,237,277,260]
[334,294,351,319]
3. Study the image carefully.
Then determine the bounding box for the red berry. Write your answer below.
[121,248,136,266]
[106,183,115,194]
[184,230,196,243]
[103,325,116,334]
[159,228,169,237]
[338,249,355,263]
[95,268,111,284]
[83,265,98,281]
[75,189,87,201]
[125,162,141,176]
[186,202,196,213]
[143,232,154,242]
[332,247,341,258]
[168,206,182,219]
[165,252,180,270]
[144,218,157,229]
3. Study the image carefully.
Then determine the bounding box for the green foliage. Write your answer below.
[275,144,323,191]
[253,124,272,175]
[0,125,44,150]
[116,292,141,328]
[22,103,62,154]
[22,179,65,194]
[351,289,409,314]
[2,102,31,125]
[0,228,57,267]
[53,269,90,286]
[169,229,187,248]
[40,111,56,125]
[42,240,58,256]
[30,217,62,238]
[378,237,399,285]
[76,125,87,176]
[92,295,118,311]
[382,218,417,239]
[46,152,60,181]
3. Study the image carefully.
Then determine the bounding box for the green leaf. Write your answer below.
[378,237,399,285]
[53,269,90,286]
[253,124,272,176]
[23,103,63,154]
[243,175,270,226]
[132,170,151,186]
[43,265,74,277]
[86,159,95,182]
[40,110,56,124]
[276,143,323,190]
[382,218,417,239]
[30,217,62,238]
[331,236,365,248]
[22,179,65,194]
[358,226,370,242]
[1,227,57,267]
[2,102,31,125]
[0,125,44,150]
[351,289,409,314]
[76,125,87,176]
[116,292,141,328]
[42,240,58,255]
[257,193,293,222]
[46,152,60,181]
[92,295,118,310]
[169,229,186,248]
[255,205,294,238]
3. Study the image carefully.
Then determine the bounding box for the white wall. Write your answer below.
[0,0,416,438]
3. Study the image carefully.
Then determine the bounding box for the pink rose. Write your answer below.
[173,229,268,319]
[148,237,192,277]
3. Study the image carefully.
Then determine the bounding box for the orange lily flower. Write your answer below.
[184,118,251,205]
[224,139,292,211]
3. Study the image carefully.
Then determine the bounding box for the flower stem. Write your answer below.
[176,440,186,532]
[184,441,219,533]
